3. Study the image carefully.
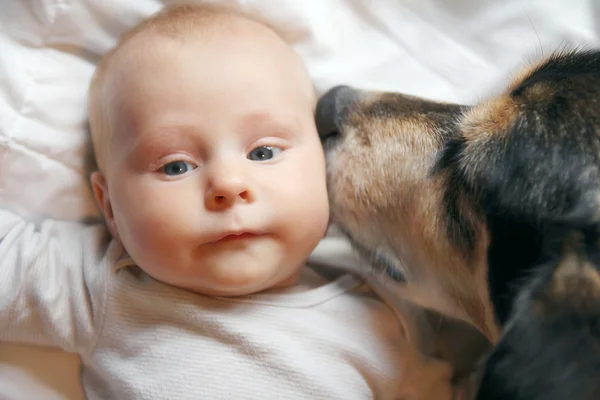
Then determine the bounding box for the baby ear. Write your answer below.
[90,171,119,240]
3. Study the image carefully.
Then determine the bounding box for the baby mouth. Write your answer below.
[221,232,256,241]
[211,231,262,244]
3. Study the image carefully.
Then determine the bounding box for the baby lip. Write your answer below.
[211,230,261,243]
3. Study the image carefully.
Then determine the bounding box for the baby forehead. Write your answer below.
[121,13,284,56]
[96,11,316,131]
[107,19,298,85]
[105,24,312,101]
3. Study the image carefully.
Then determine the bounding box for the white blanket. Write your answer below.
[1,0,599,398]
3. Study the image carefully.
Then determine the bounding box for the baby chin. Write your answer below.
[176,235,301,297]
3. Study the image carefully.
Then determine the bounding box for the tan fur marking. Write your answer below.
[460,94,518,142]
[459,54,557,146]
[506,57,548,93]
[550,255,600,301]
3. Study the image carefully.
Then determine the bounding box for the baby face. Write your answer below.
[93,21,329,296]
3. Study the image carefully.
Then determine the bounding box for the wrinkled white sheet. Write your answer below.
[1,0,599,398]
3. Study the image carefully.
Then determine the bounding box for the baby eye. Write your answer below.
[247,145,283,161]
[162,160,196,176]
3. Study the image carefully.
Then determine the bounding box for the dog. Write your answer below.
[315,48,600,399]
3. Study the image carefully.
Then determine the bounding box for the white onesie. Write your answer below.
[0,209,455,399]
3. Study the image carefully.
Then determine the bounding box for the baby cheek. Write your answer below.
[113,198,165,256]
[114,182,201,254]
[278,160,329,239]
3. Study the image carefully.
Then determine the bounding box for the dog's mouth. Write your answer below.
[319,129,342,150]
[336,224,406,282]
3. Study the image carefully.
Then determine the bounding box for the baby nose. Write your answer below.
[213,188,249,203]
[206,172,252,209]
[315,85,361,141]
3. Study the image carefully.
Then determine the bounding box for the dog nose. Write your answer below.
[316,85,360,140]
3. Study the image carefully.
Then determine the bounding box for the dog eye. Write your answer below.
[247,145,282,161]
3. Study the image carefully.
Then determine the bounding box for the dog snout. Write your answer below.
[316,85,361,140]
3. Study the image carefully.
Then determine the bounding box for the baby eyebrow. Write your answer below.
[131,125,202,151]
[121,126,204,167]
[236,112,301,134]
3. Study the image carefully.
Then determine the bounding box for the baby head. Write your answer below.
[88,3,329,296]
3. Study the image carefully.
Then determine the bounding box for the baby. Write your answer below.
[0,4,455,399]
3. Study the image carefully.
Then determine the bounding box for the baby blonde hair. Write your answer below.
[88,2,283,173]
